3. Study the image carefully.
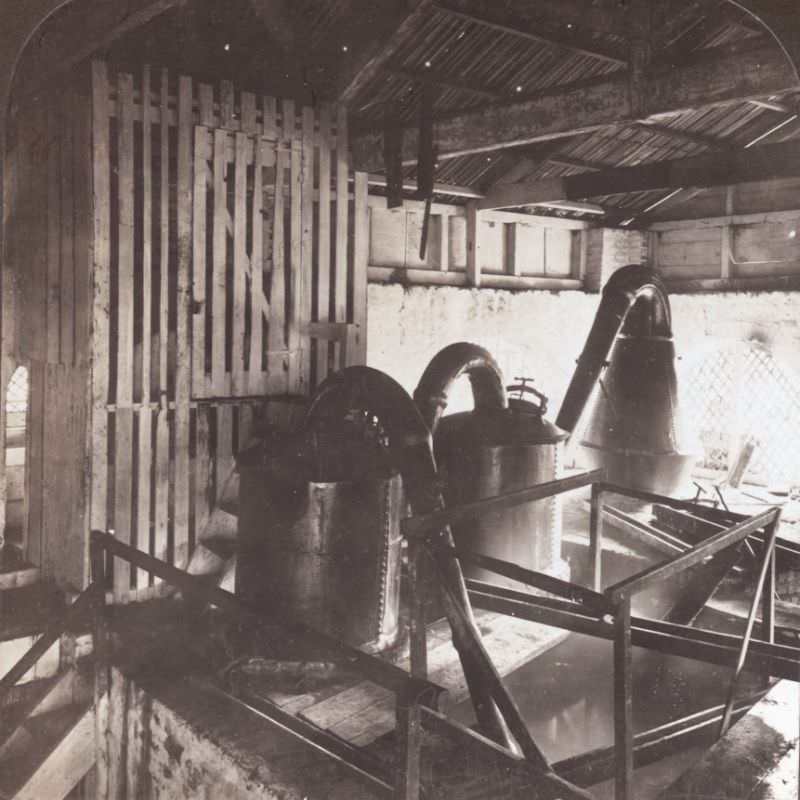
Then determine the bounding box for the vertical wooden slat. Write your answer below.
[116,74,135,409]
[136,65,153,590]
[72,81,93,586]
[281,99,294,141]
[351,171,369,365]
[153,407,169,566]
[114,72,136,600]
[211,129,228,397]
[60,91,76,368]
[174,75,193,568]
[288,136,303,393]
[89,63,111,794]
[192,127,209,398]
[46,103,62,365]
[141,64,153,409]
[262,96,277,139]
[248,140,265,395]
[315,104,332,386]
[219,80,236,130]
[334,106,349,370]
[154,68,171,573]
[193,405,212,542]
[232,132,248,395]
[26,364,45,570]
[216,405,235,503]
[299,106,315,390]
[158,70,170,398]
[240,91,257,134]
[268,146,287,392]
[198,83,214,127]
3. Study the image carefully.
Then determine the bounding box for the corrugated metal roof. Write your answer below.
[333,0,797,221]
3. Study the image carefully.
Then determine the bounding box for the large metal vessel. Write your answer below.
[556,264,699,495]
[236,418,403,653]
[414,343,568,584]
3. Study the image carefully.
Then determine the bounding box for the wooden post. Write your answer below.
[352,172,369,365]
[90,538,110,799]
[613,596,634,800]
[316,104,333,388]
[466,200,481,287]
[174,75,193,568]
[114,71,135,601]
[334,106,349,370]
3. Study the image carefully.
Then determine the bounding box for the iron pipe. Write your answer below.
[412,342,507,434]
[307,366,518,752]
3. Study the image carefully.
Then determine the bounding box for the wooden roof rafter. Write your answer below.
[351,42,799,170]
[433,2,628,66]
[477,137,800,211]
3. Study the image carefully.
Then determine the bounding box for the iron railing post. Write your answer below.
[408,536,428,680]
[613,595,634,800]
[394,687,423,800]
[589,483,604,591]
[718,511,781,738]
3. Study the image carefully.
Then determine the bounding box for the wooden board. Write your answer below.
[295,610,567,747]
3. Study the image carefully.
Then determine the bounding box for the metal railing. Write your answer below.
[0,532,447,800]
[402,470,797,800]
[87,529,448,800]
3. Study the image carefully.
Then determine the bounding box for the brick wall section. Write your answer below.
[584,227,650,291]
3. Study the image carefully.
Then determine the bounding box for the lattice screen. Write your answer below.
[682,342,800,486]
[6,366,28,415]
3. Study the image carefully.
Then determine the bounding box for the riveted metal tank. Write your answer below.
[556,265,699,495]
[236,415,403,654]
[414,343,569,585]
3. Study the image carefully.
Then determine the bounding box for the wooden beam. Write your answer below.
[12,0,189,99]
[366,174,483,198]
[435,3,627,65]
[479,138,800,209]
[385,63,500,99]
[634,121,735,150]
[351,43,798,170]
[335,0,436,105]
[548,155,604,171]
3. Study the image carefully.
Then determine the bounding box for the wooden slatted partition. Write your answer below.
[85,63,367,600]
[2,71,93,590]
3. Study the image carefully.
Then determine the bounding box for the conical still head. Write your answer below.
[579,315,697,495]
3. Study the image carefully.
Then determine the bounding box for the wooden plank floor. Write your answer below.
[257,610,569,748]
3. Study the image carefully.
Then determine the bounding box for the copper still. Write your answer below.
[236,413,403,654]
[414,343,569,585]
[556,264,699,495]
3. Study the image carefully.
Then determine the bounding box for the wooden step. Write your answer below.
[0,701,94,800]
[0,545,39,592]
[0,664,92,761]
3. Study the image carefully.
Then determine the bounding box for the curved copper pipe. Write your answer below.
[413,342,507,434]
[556,264,673,435]
[307,366,517,751]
